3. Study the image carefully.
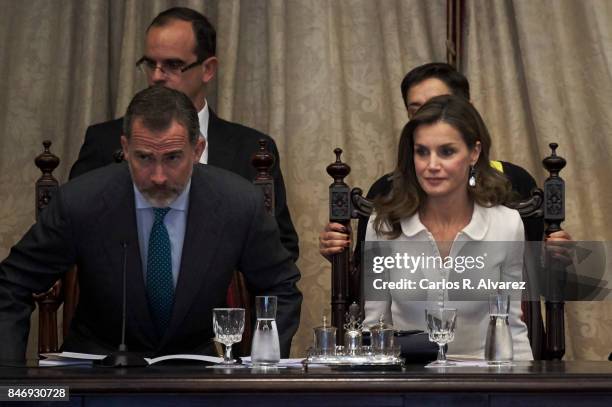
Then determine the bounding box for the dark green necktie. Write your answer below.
[147,207,173,334]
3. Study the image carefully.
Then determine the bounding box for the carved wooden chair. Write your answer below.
[33,139,276,356]
[326,143,567,361]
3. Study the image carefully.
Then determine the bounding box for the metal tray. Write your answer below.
[304,355,404,370]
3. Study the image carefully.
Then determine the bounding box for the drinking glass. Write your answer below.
[251,296,280,366]
[313,324,336,358]
[425,308,457,366]
[213,308,245,365]
[484,294,513,364]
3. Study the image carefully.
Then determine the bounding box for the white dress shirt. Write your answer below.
[364,203,533,360]
[134,180,191,288]
[198,102,210,164]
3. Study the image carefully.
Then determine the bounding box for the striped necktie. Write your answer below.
[147,207,174,334]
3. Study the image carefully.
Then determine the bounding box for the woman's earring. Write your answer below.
[468,165,477,187]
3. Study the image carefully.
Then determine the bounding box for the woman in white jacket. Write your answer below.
[364,94,532,360]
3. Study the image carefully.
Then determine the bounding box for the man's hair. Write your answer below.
[400,62,470,108]
[148,7,216,61]
[123,86,200,144]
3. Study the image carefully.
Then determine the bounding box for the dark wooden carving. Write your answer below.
[33,141,62,354]
[542,143,567,360]
[508,188,544,218]
[32,283,61,354]
[328,143,566,360]
[251,139,275,216]
[350,188,374,218]
[543,143,566,232]
[34,140,60,218]
[326,149,352,343]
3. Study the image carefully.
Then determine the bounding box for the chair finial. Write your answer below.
[327,148,350,182]
[543,142,566,177]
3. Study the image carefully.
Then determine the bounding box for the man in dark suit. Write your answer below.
[0,86,302,363]
[70,7,299,261]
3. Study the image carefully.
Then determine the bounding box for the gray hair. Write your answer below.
[123,86,200,144]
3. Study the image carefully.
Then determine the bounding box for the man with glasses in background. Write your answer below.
[70,7,299,261]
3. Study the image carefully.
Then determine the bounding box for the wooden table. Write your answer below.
[1,361,612,406]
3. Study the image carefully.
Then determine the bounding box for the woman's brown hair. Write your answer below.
[373,94,512,239]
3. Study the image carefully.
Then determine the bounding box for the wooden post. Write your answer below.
[326,148,351,344]
[251,139,275,216]
[542,143,566,360]
[32,140,62,354]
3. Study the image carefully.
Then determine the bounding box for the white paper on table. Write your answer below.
[425,356,516,368]
[39,359,95,367]
[39,352,224,367]
[39,352,107,366]
[145,354,223,365]
[41,352,107,360]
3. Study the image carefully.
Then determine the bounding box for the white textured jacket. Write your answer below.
[364,203,533,360]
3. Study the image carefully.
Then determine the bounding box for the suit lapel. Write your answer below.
[160,166,223,348]
[99,166,158,346]
[207,110,238,170]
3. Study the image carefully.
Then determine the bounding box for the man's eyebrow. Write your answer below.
[163,149,184,156]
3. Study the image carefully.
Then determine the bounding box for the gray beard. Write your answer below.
[128,163,193,208]
[140,190,180,208]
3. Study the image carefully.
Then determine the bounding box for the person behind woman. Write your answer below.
[364,94,532,360]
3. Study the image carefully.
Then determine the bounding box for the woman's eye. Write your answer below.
[415,147,428,156]
[441,147,455,157]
